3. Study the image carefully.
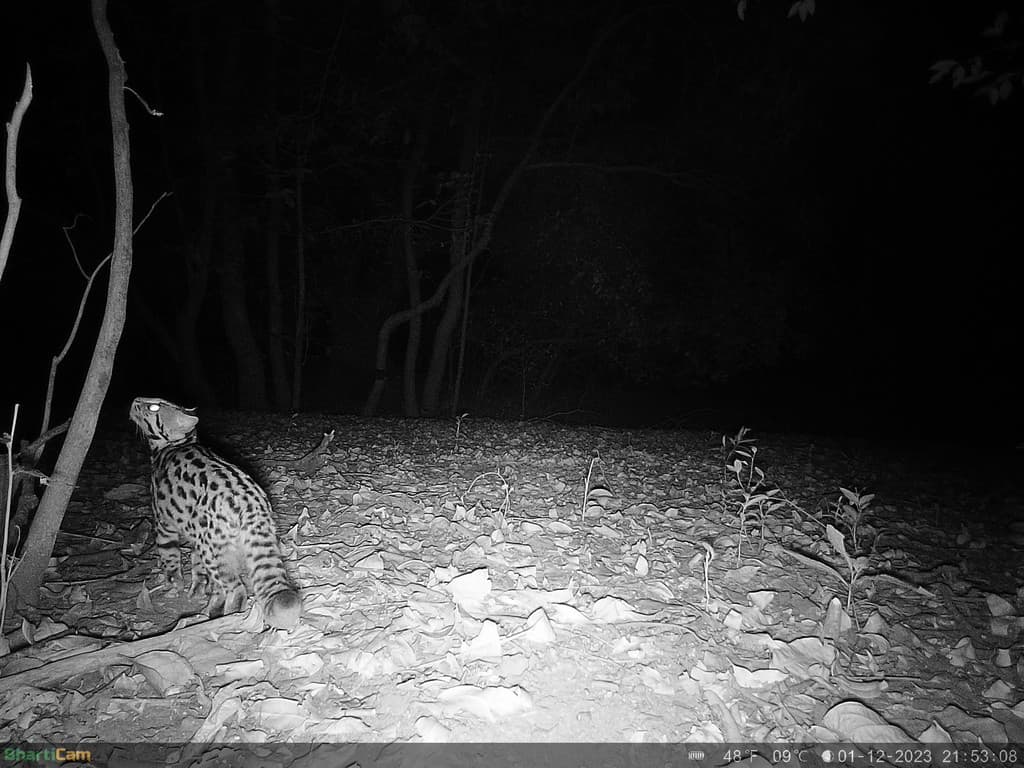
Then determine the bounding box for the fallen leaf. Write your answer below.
[438,684,533,722]
[132,650,197,696]
[821,700,913,742]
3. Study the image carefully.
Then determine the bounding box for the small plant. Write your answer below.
[825,523,870,616]
[721,425,756,474]
[832,487,875,553]
[723,428,788,562]
[699,540,716,611]
[462,469,513,533]
[721,428,878,620]
[581,456,608,520]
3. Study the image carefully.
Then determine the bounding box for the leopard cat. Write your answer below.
[130,397,301,629]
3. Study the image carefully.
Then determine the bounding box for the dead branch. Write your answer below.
[1,65,33,283]
[17,420,70,469]
[277,429,335,474]
[0,615,240,691]
[1,418,72,545]
[41,193,169,435]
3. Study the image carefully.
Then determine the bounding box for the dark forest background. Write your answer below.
[1,1,1021,444]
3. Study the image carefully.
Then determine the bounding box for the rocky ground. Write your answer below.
[1,413,1022,766]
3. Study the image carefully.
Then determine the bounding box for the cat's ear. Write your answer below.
[176,411,200,432]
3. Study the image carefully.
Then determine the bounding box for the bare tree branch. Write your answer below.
[41,192,170,434]
[1,65,33,284]
[362,11,642,415]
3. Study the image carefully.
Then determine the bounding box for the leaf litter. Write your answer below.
[1,414,1023,749]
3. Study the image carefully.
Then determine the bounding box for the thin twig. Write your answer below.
[1,404,21,637]
[62,214,91,278]
[41,192,170,434]
[124,87,163,117]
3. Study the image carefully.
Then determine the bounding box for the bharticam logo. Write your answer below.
[2,747,93,763]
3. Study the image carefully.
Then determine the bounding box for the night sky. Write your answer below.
[1,1,1020,444]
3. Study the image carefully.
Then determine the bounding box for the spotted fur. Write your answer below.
[130,397,300,629]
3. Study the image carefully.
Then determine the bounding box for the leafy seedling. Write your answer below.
[834,487,875,553]
[825,523,870,616]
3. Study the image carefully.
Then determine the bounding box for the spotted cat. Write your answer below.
[130,397,300,629]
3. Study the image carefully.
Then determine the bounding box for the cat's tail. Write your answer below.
[244,520,301,629]
[263,585,302,629]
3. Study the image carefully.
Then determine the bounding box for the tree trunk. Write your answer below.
[422,83,483,415]
[450,227,476,418]
[215,24,267,409]
[174,162,216,407]
[175,223,216,406]
[263,0,291,410]
[326,251,365,399]
[290,163,306,411]
[166,3,222,407]
[363,230,491,418]
[219,165,268,409]
[10,0,134,608]
[399,110,432,417]
[362,15,628,417]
